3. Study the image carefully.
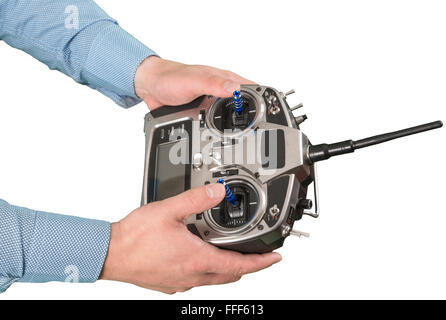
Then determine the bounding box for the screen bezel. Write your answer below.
[148,120,192,202]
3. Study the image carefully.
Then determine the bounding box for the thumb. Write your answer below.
[196,75,241,98]
[161,184,225,222]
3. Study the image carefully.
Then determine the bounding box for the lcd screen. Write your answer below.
[153,139,188,201]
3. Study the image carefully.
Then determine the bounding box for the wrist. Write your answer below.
[134,55,163,101]
[99,222,123,282]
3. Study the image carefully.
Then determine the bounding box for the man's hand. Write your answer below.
[134,56,255,109]
[99,183,282,294]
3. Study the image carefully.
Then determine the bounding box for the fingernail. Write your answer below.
[224,81,239,94]
[206,183,225,199]
[271,253,282,263]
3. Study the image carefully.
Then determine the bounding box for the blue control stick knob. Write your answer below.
[233,90,243,115]
[217,179,237,206]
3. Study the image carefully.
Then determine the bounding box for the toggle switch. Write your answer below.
[290,229,310,238]
[281,89,295,99]
[290,103,304,111]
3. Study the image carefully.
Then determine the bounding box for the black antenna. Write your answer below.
[308,120,443,163]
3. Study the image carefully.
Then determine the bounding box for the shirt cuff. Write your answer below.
[20,211,110,284]
[82,23,157,108]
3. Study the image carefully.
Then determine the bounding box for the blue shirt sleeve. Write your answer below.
[0,199,110,293]
[0,0,157,108]
[0,1,152,291]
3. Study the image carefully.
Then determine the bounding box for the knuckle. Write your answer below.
[163,290,177,295]
[233,266,245,278]
[232,275,242,282]
[222,69,235,77]
[206,74,224,85]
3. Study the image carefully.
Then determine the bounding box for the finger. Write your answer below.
[197,273,242,286]
[193,74,241,98]
[160,183,225,221]
[174,287,192,293]
[225,73,256,85]
[209,68,256,85]
[208,249,282,276]
[133,282,177,295]
[198,65,255,85]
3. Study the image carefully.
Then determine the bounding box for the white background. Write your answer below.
[1,0,445,299]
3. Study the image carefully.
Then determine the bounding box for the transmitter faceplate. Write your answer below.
[141,84,442,253]
[142,85,315,253]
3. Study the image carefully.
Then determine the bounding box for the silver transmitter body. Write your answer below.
[141,85,318,253]
[141,83,442,253]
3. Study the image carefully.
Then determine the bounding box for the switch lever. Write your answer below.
[290,230,310,238]
[281,89,295,98]
[290,103,303,111]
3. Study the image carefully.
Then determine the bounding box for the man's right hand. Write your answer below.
[99,183,282,294]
